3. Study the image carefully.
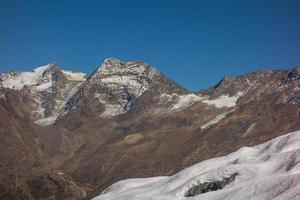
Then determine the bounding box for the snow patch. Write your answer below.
[35,116,58,126]
[202,92,244,108]
[62,70,86,81]
[1,64,52,90]
[93,130,300,200]
[35,81,52,91]
[171,94,203,110]
[201,112,230,129]
[163,92,244,111]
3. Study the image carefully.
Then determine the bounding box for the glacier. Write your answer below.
[201,91,244,108]
[0,64,53,90]
[93,130,300,200]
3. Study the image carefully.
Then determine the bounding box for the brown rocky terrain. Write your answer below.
[1,59,300,199]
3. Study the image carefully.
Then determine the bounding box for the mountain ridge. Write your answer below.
[1,59,300,199]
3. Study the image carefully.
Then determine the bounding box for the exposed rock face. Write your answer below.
[26,172,86,200]
[1,59,300,199]
[90,59,158,108]
[185,173,238,197]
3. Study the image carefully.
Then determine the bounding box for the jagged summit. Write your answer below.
[0,63,58,90]
[94,58,159,77]
[64,58,165,117]
[0,62,87,90]
[97,58,123,71]
[0,62,87,125]
[90,58,159,95]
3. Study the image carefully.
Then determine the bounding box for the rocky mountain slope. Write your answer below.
[1,59,300,199]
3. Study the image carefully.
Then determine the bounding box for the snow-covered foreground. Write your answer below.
[93,130,300,200]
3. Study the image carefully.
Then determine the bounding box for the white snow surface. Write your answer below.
[35,116,58,126]
[62,70,86,81]
[0,64,87,125]
[164,91,244,111]
[201,112,230,129]
[93,130,300,200]
[1,65,87,91]
[202,92,244,108]
[1,64,52,90]
[171,94,204,110]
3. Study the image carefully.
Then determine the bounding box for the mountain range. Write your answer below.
[1,58,300,199]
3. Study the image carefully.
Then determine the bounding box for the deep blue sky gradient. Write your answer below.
[1,0,300,91]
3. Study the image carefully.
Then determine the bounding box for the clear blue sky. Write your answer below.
[1,0,300,91]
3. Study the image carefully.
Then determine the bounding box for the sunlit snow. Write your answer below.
[201,112,230,129]
[171,94,204,110]
[93,130,300,200]
[169,92,244,111]
[1,64,52,90]
[35,116,58,126]
[202,92,244,108]
[62,70,87,81]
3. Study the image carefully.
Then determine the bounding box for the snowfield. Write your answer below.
[1,64,53,90]
[93,130,300,200]
[202,91,244,108]
[171,94,204,110]
[169,91,244,111]
[62,70,87,81]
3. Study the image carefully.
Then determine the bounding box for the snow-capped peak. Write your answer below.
[0,63,55,90]
[85,58,160,117]
[99,58,123,70]
[95,58,158,79]
[0,63,88,126]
